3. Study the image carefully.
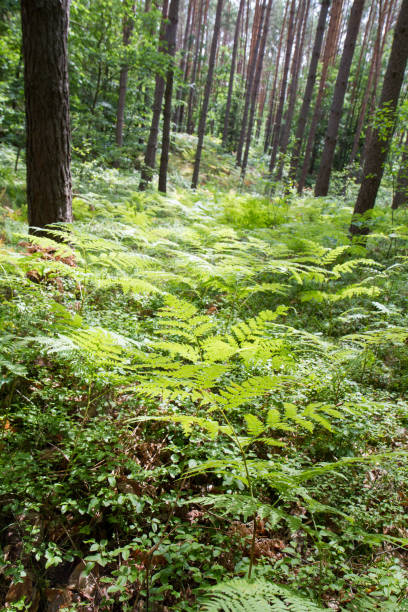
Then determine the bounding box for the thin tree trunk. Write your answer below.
[158,0,179,193]
[315,0,365,197]
[298,0,344,193]
[186,0,205,134]
[174,0,194,128]
[276,0,311,181]
[139,0,169,190]
[222,0,245,148]
[263,2,289,153]
[236,0,264,165]
[241,0,274,179]
[21,0,73,233]
[350,0,408,235]
[191,0,224,188]
[268,0,297,172]
[289,0,330,184]
[115,2,135,148]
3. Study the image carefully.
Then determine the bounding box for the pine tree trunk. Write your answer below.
[314,0,365,197]
[263,2,289,153]
[115,3,135,148]
[21,0,73,233]
[139,0,169,190]
[276,0,311,181]
[222,0,245,148]
[350,0,408,235]
[241,0,273,179]
[298,0,344,193]
[236,0,264,166]
[158,0,179,193]
[289,0,330,184]
[174,0,194,129]
[186,0,205,134]
[268,0,297,172]
[191,0,224,188]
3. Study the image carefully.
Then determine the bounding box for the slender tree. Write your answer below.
[314,0,365,197]
[21,0,72,233]
[158,0,179,193]
[222,0,245,148]
[139,0,169,190]
[191,0,224,188]
[350,0,408,235]
[298,0,344,193]
[115,1,135,149]
[289,0,330,184]
[392,134,408,210]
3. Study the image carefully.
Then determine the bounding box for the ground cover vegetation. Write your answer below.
[1,0,408,610]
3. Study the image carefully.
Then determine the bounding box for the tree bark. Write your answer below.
[268,0,297,172]
[139,0,169,190]
[21,0,73,233]
[115,2,135,148]
[186,0,205,134]
[314,0,365,197]
[241,0,274,179]
[222,0,245,148]
[298,0,344,193]
[350,0,408,235]
[158,0,179,193]
[191,0,224,188]
[289,0,330,184]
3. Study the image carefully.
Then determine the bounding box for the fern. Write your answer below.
[199,578,325,611]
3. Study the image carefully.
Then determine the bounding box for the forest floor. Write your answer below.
[1,138,408,611]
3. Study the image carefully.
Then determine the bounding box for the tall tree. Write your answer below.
[314,0,365,197]
[115,1,135,149]
[289,0,330,184]
[21,0,72,233]
[350,0,408,235]
[139,0,169,190]
[222,0,245,148]
[298,0,344,193]
[191,0,224,188]
[392,133,408,210]
[158,0,179,193]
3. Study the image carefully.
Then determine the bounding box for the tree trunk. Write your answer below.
[392,133,408,209]
[21,0,72,233]
[174,0,194,129]
[222,0,245,148]
[298,0,344,193]
[314,0,365,197]
[276,0,311,181]
[263,1,289,153]
[115,3,135,148]
[191,0,223,188]
[236,0,264,165]
[158,0,179,193]
[350,0,408,235]
[268,0,297,172]
[289,0,330,184]
[139,0,169,190]
[241,0,274,179]
[186,0,205,134]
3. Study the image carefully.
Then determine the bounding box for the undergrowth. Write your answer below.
[1,140,408,610]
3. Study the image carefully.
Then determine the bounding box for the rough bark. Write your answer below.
[315,0,365,197]
[21,0,72,233]
[191,0,224,188]
[222,0,245,148]
[289,0,330,183]
[186,0,205,134]
[158,0,179,193]
[350,0,408,234]
[139,0,169,190]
